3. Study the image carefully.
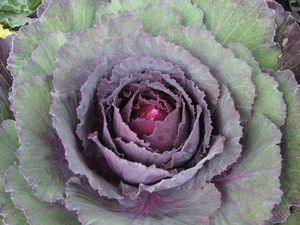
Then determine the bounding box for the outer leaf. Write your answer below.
[36,0,52,17]
[8,0,101,76]
[14,32,68,85]
[97,0,204,35]
[0,35,12,89]
[11,75,72,202]
[192,0,280,70]
[0,88,11,124]
[66,178,132,225]
[0,0,42,28]
[228,42,286,127]
[0,3,30,29]
[267,70,300,224]
[0,120,27,225]
[66,173,221,225]
[211,116,282,225]
[0,35,13,124]
[268,0,300,82]
[4,165,80,225]
[53,14,143,94]
[9,0,102,203]
[99,0,154,13]
[281,207,300,225]
[166,25,255,122]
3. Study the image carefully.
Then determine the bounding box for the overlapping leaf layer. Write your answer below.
[0,0,299,224]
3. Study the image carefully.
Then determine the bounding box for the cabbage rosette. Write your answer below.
[1,0,300,224]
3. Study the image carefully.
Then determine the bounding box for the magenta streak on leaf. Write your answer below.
[212,174,246,184]
[122,192,164,217]
[40,133,65,152]
[40,132,74,178]
[120,191,177,218]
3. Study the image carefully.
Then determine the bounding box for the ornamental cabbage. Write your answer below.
[1,0,300,224]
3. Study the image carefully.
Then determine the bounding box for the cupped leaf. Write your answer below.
[0,120,27,225]
[137,136,224,194]
[76,58,113,149]
[266,70,300,224]
[11,75,72,202]
[192,0,280,70]
[4,165,80,225]
[50,91,123,200]
[111,56,185,83]
[89,132,172,185]
[166,25,255,122]
[123,32,220,108]
[113,138,175,167]
[162,75,212,168]
[211,116,282,225]
[200,86,243,181]
[228,42,286,127]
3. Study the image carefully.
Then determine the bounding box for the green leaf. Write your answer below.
[267,70,300,224]
[0,121,18,184]
[65,178,133,225]
[100,0,154,13]
[0,35,13,123]
[8,0,101,76]
[0,193,27,225]
[192,0,280,70]
[166,25,255,122]
[9,0,103,204]
[4,165,80,225]
[0,120,27,225]
[14,32,68,85]
[211,116,282,225]
[97,0,204,35]
[281,207,300,225]
[11,75,72,202]
[228,42,286,127]
[53,14,143,94]
[0,88,12,124]
[0,0,42,28]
